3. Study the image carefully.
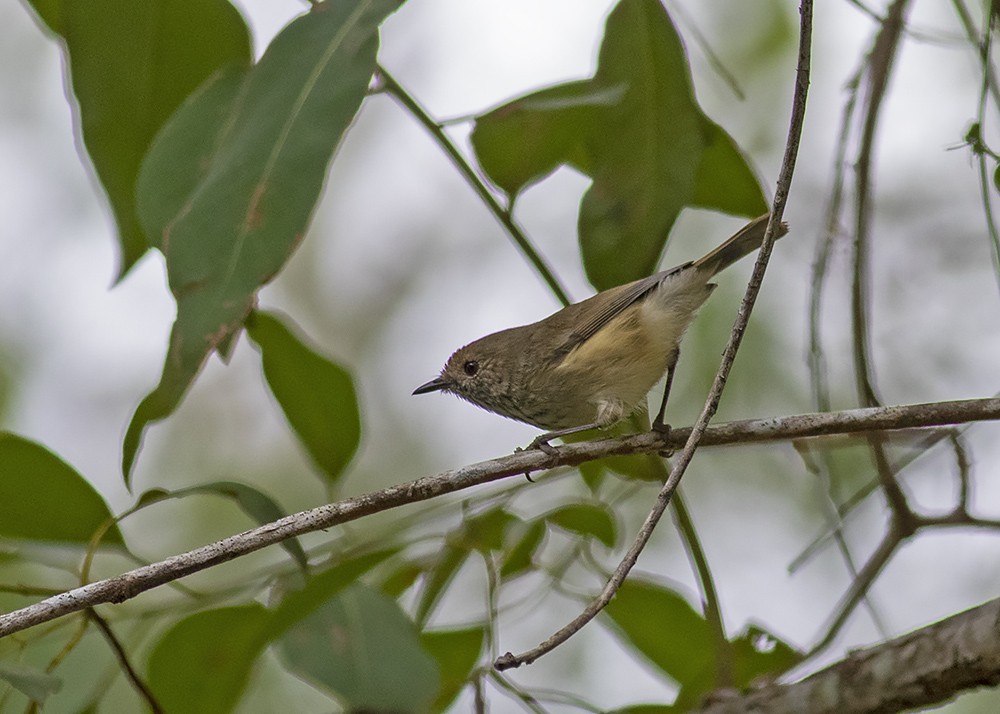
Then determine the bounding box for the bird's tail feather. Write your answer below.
[693,213,788,275]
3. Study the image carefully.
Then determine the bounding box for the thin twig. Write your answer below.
[87,610,164,714]
[951,0,1000,301]
[851,0,914,520]
[790,441,888,637]
[808,527,901,657]
[375,66,572,307]
[790,421,977,569]
[951,431,972,513]
[808,501,1000,659]
[1,397,999,640]
[667,0,745,100]
[672,490,733,688]
[805,49,884,631]
[493,0,815,671]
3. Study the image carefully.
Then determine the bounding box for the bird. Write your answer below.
[414,213,787,450]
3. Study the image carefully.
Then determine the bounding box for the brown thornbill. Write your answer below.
[414,214,787,449]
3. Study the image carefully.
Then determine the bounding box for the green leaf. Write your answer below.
[499,519,546,579]
[123,0,402,485]
[421,627,485,712]
[414,545,469,627]
[580,0,703,290]
[461,507,519,552]
[268,550,398,638]
[276,583,440,712]
[603,578,713,689]
[23,0,252,277]
[136,481,308,572]
[576,416,665,485]
[545,503,617,548]
[469,0,766,292]
[471,81,625,197]
[415,508,518,624]
[730,623,801,687]
[147,604,271,714]
[246,311,360,485]
[0,433,123,545]
[379,560,424,598]
[690,118,768,216]
[610,706,678,714]
[0,662,62,704]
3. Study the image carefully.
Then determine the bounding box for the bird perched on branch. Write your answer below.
[414,213,787,449]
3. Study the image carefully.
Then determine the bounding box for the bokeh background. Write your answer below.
[1,0,999,710]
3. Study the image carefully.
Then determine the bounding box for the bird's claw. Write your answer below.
[517,435,560,470]
[651,420,674,457]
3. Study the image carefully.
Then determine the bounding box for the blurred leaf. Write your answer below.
[578,459,608,492]
[575,415,664,485]
[268,549,397,638]
[246,311,360,486]
[604,453,667,482]
[469,0,766,292]
[500,519,547,579]
[606,580,800,708]
[0,662,62,703]
[610,706,678,714]
[422,627,485,712]
[137,481,308,572]
[23,0,252,277]
[545,503,617,548]
[691,118,768,216]
[415,508,518,624]
[123,0,402,485]
[603,578,713,689]
[24,0,63,33]
[414,545,469,627]
[993,162,1000,195]
[148,604,270,714]
[132,488,171,508]
[462,507,519,552]
[379,560,424,598]
[580,0,703,289]
[0,433,123,545]
[730,623,801,686]
[471,81,624,197]
[276,583,439,712]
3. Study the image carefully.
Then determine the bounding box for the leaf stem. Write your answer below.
[375,66,572,306]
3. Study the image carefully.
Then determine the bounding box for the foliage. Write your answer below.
[2,0,999,712]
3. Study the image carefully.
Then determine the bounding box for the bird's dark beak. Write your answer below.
[413,376,448,395]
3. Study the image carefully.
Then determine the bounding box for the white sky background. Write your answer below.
[2,0,1000,711]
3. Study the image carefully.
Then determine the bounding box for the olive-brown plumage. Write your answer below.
[414,214,786,443]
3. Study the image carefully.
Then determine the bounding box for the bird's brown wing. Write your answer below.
[550,214,786,362]
[550,264,690,360]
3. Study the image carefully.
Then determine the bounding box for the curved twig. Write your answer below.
[494,0,814,671]
[374,66,572,307]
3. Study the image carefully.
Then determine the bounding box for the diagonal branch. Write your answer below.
[697,597,1000,714]
[494,0,814,671]
[0,397,998,640]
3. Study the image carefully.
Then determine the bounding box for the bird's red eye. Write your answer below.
[463,360,479,376]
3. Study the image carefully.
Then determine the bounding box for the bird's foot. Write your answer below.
[515,435,560,473]
[651,419,674,457]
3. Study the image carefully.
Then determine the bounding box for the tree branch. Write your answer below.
[495,0,815,672]
[1,397,996,639]
[697,597,1000,714]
